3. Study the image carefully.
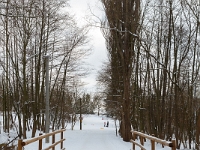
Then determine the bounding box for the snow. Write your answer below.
[22,115,131,150]
[0,114,177,150]
[23,114,173,150]
[64,115,132,150]
[0,132,8,144]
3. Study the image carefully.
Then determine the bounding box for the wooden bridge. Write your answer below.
[18,129,65,150]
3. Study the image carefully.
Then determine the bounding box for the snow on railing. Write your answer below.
[130,130,176,150]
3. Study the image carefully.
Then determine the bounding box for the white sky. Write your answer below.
[68,0,108,93]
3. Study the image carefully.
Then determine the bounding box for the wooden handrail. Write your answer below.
[130,139,146,150]
[43,139,65,150]
[130,130,176,150]
[18,129,66,150]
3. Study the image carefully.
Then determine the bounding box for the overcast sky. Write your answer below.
[68,0,107,93]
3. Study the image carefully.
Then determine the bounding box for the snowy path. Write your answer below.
[24,114,172,150]
[23,114,132,150]
[64,115,132,150]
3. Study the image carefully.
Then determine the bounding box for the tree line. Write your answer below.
[97,0,200,149]
[0,0,96,140]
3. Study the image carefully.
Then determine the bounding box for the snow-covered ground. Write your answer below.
[1,114,188,149]
[22,114,172,150]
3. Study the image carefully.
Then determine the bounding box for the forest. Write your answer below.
[0,0,98,142]
[0,0,200,149]
[97,0,200,149]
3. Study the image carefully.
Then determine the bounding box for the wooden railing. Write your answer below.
[18,129,66,150]
[130,130,176,150]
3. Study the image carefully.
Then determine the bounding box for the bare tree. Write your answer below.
[0,0,91,140]
[100,0,141,141]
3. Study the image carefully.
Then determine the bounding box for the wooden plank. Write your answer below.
[130,140,146,150]
[43,139,65,150]
[131,131,172,147]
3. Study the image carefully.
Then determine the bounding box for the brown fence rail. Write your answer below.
[18,129,66,150]
[130,130,176,150]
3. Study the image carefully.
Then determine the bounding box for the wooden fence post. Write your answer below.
[61,130,64,149]
[151,134,155,150]
[151,140,155,150]
[140,136,144,146]
[18,139,23,150]
[39,133,43,150]
[52,131,55,150]
[132,132,135,150]
[172,139,176,150]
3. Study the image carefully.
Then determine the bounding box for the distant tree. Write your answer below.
[93,94,103,116]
